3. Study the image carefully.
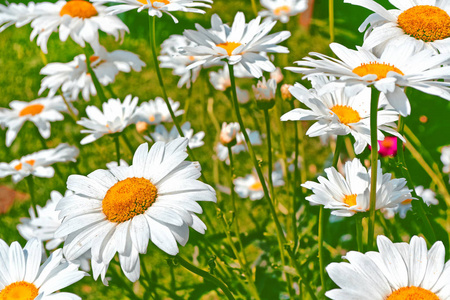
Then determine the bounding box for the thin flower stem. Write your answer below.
[176,255,236,300]
[121,133,135,154]
[114,135,121,165]
[263,109,275,198]
[250,0,258,17]
[356,215,363,252]
[26,176,38,217]
[106,85,117,99]
[109,263,140,300]
[329,0,334,42]
[285,249,319,300]
[83,47,107,104]
[59,90,78,121]
[290,101,307,194]
[367,89,380,249]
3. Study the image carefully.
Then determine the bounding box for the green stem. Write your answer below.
[26,176,38,217]
[176,255,235,300]
[59,90,78,122]
[122,133,135,154]
[329,0,334,42]
[106,85,117,99]
[83,47,107,103]
[250,0,258,17]
[263,109,275,198]
[356,215,363,252]
[367,89,380,249]
[114,135,121,165]
[285,249,319,300]
[109,263,140,300]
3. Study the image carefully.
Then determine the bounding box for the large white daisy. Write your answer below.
[302,158,411,216]
[0,1,45,32]
[345,0,450,54]
[54,138,216,283]
[0,238,86,300]
[182,12,291,78]
[280,76,402,154]
[326,235,450,299]
[0,96,66,147]
[259,0,308,23]
[287,41,450,116]
[29,0,128,53]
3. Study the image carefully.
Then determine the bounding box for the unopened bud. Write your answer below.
[281,84,293,101]
[136,121,148,133]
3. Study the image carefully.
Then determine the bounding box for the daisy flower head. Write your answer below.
[280,76,402,154]
[302,158,411,216]
[92,0,212,23]
[145,122,205,149]
[135,97,184,126]
[216,128,262,164]
[29,0,128,54]
[259,0,308,23]
[0,96,66,147]
[182,12,291,78]
[326,235,450,300]
[346,0,450,55]
[0,1,45,32]
[441,145,450,174]
[0,238,86,300]
[40,46,145,101]
[253,76,277,109]
[0,143,79,183]
[219,122,240,146]
[55,138,216,283]
[287,41,450,116]
[77,95,139,144]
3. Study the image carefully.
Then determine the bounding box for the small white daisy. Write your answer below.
[145,121,205,149]
[39,46,145,101]
[346,0,450,54]
[441,145,450,174]
[287,41,450,116]
[326,235,450,299]
[0,96,66,147]
[77,95,139,145]
[302,158,411,216]
[29,0,128,53]
[55,138,216,283]
[135,96,184,125]
[253,77,277,101]
[0,238,86,300]
[0,143,79,183]
[216,128,263,164]
[182,12,291,78]
[92,0,212,23]
[259,0,308,23]
[280,76,402,154]
[219,122,240,146]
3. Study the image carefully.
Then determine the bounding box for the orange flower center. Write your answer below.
[249,181,263,191]
[381,138,395,148]
[216,42,242,56]
[102,177,157,223]
[401,199,413,205]
[137,0,170,7]
[343,194,357,207]
[60,0,98,18]
[274,5,290,15]
[14,160,35,171]
[331,105,361,125]
[386,286,439,300]
[0,281,39,300]
[398,5,450,42]
[19,104,44,117]
[352,62,404,80]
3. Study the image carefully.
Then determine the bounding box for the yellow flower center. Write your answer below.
[343,194,357,207]
[274,5,291,15]
[331,105,361,124]
[352,62,404,80]
[14,160,35,171]
[386,286,439,300]
[0,281,39,300]
[216,42,242,56]
[19,104,44,117]
[249,181,263,191]
[102,177,157,223]
[401,199,413,205]
[398,5,450,42]
[60,0,98,18]
[137,0,170,6]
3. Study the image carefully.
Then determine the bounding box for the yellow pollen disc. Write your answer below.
[216,42,242,56]
[352,62,404,80]
[249,181,263,191]
[14,160,35,171]
[343,194,357,207]
[19,104,44,117]
[387,286,439,300]
[274,5,291,15]
[398,5,450,42]
[401,199,413,205]
[331,105,361,125]
[0,281,39,300]
[60,0,98,18]
[102,177,157,223]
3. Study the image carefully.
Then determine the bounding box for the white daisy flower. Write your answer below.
[39,46,145,101]
[182,12,291,78]
[253,77,277,100]
[346,0,450,54]
[29,0,128,54]
[234,162,284,200]
[0,96,66,147]
[0,1,45,32]
[302,158,412,217]
[0,238,86,300]
[145,122,205,149]
[219,122,240,146]
[259,0,308,23]
[135,97,184,125]
[326,235,450,300]
[54,138,216,283]
[91,0,212,23]
[382,185,439,219]
[216,128,263,164]
[77,95,139,145]
[441,145,450,174]
[287,42,450,116]
[280,76,402,154]
[0,143,79,183]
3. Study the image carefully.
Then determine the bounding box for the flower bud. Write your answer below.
[253,77,276,110]
[220,122,240,146]
[281,84,293,101]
